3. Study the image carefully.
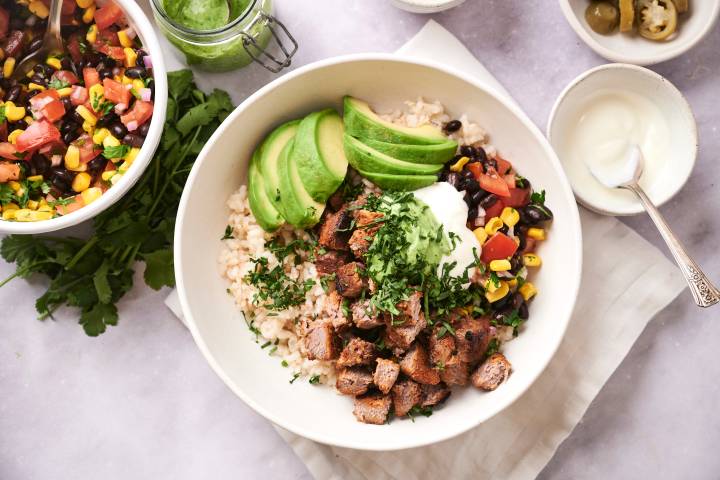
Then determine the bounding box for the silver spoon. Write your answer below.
[13,0,64,80]
[589,144,720,308]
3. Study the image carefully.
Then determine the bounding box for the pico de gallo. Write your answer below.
[0,0,154,222]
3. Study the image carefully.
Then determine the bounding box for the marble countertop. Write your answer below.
[2,1,720,478]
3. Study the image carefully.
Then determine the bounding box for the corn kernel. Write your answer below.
[3,57,15,78]
[86,24,98,44]
[527,227,545,241]
[110,172,122,184]
[46,57,62,70]
[489,259,512,272]
[23,116,33,125]
[103,134,120,148]
[117,29,133,48]
[473,226,487,244]
[500,207,520,227]
[72,172,91,192]
[37,204,54,213]
[92,128,110,145]
[8,180,21,192]
[131,79,144,93]
[82,5,95,23]
[81,187,102,205]
[57,87,73,97]
[519,282,537,301]
[28,0,49,18]
[486,281,509,303]
[125,147,140,163]
[28,82,46,91]
[2,209,17,220]
[82,121,94,133]
[523,254,542,268]
[3,202,18,210]
[27,175,43,182]
[76,0,94,8]
[65,145,80,169]
[121,75,133,85]
[76,105,97,125]
[508,278,518,288]
[67,163,87,172]
[15,209,53,221]
[8,129,24,144]
[484,217,503,236]
[118,160,131,172]
[101,170,117,182]
[124,47,137,67]
[5,102,26,122]
[26,199,39,210]
[449,156,470,173]
[88,84,105,112]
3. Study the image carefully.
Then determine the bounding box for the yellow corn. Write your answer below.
[486,281,509,303]
[88,83,104,111]
[132,79,144,93]
[125,147,140,163]
[65,145,80,170]
[76,105,97,125]
[8,129,24,144]
[124,47,137,67]
[86,24,98,44]
[101,170,117,182]
[28,0,49,18]
[15,209,53,221]
[28,82,45,91]
[3,57,15,78]
[37,204,54,213]
[67,162,87,172]
[76,0,94,8]
[527,227,546,241]
[8,180,21,192]
[121,75,133,85]
[57,87,73,97]
[4,102,26,122]
[2,209,17,220]
[484,217,503,236]
[82,121,94,133]
[109,172,122,184]
[489,259,512,272]
[46,57,62,70]
[26,199,39,210]
[3,202,18,210]
[117,29,133,48]
[472,226,487,245]
[449,156,470,173]
[23,115,33,125]
[81,187,102,205]
[92,128,110,145]
[103,134,120,148]
[507,278,518,288]
[522,253,542,268]
[519,282,537,301]
[500,207,520,227]
[82,5,95,23]
[118,160,132,172]
[27,174,43,182]
[72,172,92,192]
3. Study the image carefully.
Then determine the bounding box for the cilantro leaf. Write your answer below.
[102,144,130,159]
[48,78,70,90]
[0,105,6,124]
[80,303,118,336]
[530,190,546,204]
[142,249,175,290]
[93,261,112,304]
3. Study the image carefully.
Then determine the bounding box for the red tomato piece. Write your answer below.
[70,85,89,106]
[55,195,84,215]
[478,166,511,198]
[505,187,530,208]
[29,89,60,110]
[103,78,131,106]
[41,100,66,123]
[484,199,504,220]
[503,174,516,189]
[94,1,124,30]
[73,134,102,163]
[15,120,61,153]
[97,28,120,46]
[495,155,512,175]
[67,33,83,63]
[83,67,100,87]
[0,7,9,40]
[0,141,17,160]
[481,233,518,264]
[52,70,80,86]
[121,101,153,128]
[467,162,483,180]
[97,44,126,61]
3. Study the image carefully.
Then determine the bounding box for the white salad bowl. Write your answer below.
[559,0,720,65]
[175,54,582,451]
[0,0,167,235]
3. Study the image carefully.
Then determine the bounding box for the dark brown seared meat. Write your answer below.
[304,323,339,361]
[337,337,377,368]
[420,383,451,408]
[384,291,426,353]
[399,343,440,385]
[440,356,469,386]
[335,262,366,298]
[322,291,350,330]
[353,393,392,425]
[336,367,373,396]
[348,209,384,258]
[373,358,400,394]
[471,353,512,391]
[315,250,352,275]
[317,208,352,251]
[454,314,492,364]
[327,189,345,212]
[430,323,469,386]
[391,379,422,417]
[351,299,383,329]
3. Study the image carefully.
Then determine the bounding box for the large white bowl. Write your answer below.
[559,0,720,65]
[0,0,167,234]
[175,54,582,451]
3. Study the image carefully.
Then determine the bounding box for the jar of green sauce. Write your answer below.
[150,0,297,72]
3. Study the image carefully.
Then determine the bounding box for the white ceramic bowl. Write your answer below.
[0,0,167,235]
[559,0,720,65]
[175,54,582,450]
[389,0,466,14]
[547,63,697,216]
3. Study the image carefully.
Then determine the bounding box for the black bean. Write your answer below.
[61,57,73,71]
[467,206,478,220]
[460,145,476,158]
[33,63,46,74]
[437,171,448,182]
[463,191,473,208]
[23,90,40,102]
[516,226,528,250]
[5,85,20,102]
[479,193,498,210]
[470,189,488,205]
[74,60,86,72]
[30,74,46,86]
[30,153,50,176]
[49,168,72,192]
[110,122,127,138]
[13,120,27,131]
[96,112,119,128]
[511,292,524,311]
[482,157,498,172]
[518,302,529,320]
[509,254,523,275]
[462,169,474,179]
[444,119,462,133]
[460,177,480,194]
[521,205,553,225]
[87,156,108,175]
[60,120,78,134]
[493,291,512,310]
[122,133,144,148]
[63,130,80,145]
[476,147,488,163]
[82,52,102,67]
[124,66,146,79]
[98,68,112,80]
[445,172,460,189]
[61,97,72,112]
[0,78,16,90]
[69,110,85,125]
[102,56,117,68]
[138,122,150,137]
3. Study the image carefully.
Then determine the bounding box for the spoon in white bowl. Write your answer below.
[589,144,720,308]
[13,0,63,80]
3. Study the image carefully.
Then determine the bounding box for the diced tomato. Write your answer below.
[478,166,510,198]
[29,89,61,111]
[70,85,88,106]
[481,233,518,264]
[38,139,66,156]
[97,28,120,46]
[73,134,102,163]
[0,141,18,160]
[505,187,530,208]
[67,32,82,63]
[0,161,20,182]
[103,78,131,106]
[495,156,512,175]
[41,100,66,123]
[0,120,7,142]
[83,67,100,87]
[484,199,504,220]
[62,0,76,15]
[52,70,79,86]
[121,101,153,129]
[503,174,516,189]
[55,195,84,215]
[467,162,483,180]
[97,44,126,61]
[16,121,61,153]
[0,7,9,40]
[94,1,124,30]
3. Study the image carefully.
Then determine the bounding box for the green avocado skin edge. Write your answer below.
[257,119,300,221]
[357,169,437,191]
[247,149,284,232]
[343,134,443,175]
[361,137,457,165]
[277,139,325,228]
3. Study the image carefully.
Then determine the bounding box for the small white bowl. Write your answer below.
[389,0,466,14]
[558,0,720,65]
[547,63,697,216]
[0,0,167,235]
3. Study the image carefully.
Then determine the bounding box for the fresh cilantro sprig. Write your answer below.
[48,78,70,90]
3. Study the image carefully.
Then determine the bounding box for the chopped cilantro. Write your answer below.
[48,78,70,90]
[281,360,289,367]
[102,144,130,159]
[0,105,6,124]
[486,338,500,357]
[221,225,234,240]
[530,190,546,204]
[407,405,433,422]
[309,375,320,384]
[289,373,301,384]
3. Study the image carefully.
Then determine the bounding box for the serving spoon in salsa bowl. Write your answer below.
[13,0,63,80]
[589,144,720,307]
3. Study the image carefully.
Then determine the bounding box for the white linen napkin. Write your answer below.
[166,20,686,480]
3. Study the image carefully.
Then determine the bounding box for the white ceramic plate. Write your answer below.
[559,0,720,65]
[175,54,582,451]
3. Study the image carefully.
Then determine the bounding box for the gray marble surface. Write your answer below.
[1,0,719,479]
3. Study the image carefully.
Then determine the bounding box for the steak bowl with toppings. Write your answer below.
[175,55,582,450]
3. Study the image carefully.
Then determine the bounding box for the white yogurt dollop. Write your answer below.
[413,182,481,280]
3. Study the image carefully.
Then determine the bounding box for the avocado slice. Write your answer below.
[247,149,284,232]
[293,109,348,202]
[258,120,300,218]
[358,169,438,191]
[362,137,457,165]
[344,134,443,176]
[278,138,325,228]
[343,96,449,145]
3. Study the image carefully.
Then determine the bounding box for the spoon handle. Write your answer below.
[624,183,720,308]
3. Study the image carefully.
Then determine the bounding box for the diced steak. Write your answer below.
[384,291,426,353]
[351,299,383,329]
[420,383,451,408]
[337,337,377,368]
[322,291,350,330]
[348,209,384,258]
[471,353,512,391]
[335,262,366,298]
[315,249,352,275]
[353,393,392,425]
[439,355,469,386]
[400,343,440,385]
[391,379,422,417]
[304,323,339,361]
[453,314,492,364]
[317,208,352,251]
[430,322,469,385]
[373,358,400,394]
[336,367,373,396]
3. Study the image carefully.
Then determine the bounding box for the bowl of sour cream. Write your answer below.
[547,63,697,216]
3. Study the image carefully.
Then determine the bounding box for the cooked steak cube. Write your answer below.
[327,188,345,212]
[351,299,383,329]
[454,314,492,364]
[304,323,339,361]
[337,337,377,368]
[439,356,469,386]
[348,210,384,258]
[353,393,392,425]
[315,250,352,275]
[384,291,426,352]
[400,343,440,385]
[391,379,423,417]
[336,367,373,396]
[420,383,451,408]
[429,326,456,366]
[335,262,366,298]
[471,353,512,391]
[322,291,350,330]
[318,208,352,251]
[373,358,400,394]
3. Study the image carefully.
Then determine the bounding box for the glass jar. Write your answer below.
[150,0,297,73]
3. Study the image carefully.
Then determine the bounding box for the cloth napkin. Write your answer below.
[166,20,686,480]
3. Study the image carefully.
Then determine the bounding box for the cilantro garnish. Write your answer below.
[0,183,13,205]
[407,405,433,422]
[530,190,546,204]
[102,144,130,159]
[281,360,289,367]
[221,225,234,240]
[289,373,301,384]
[48,78,70,90]
[486,338,500,357]
[0,105,6,124]
[309,375,320,384]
